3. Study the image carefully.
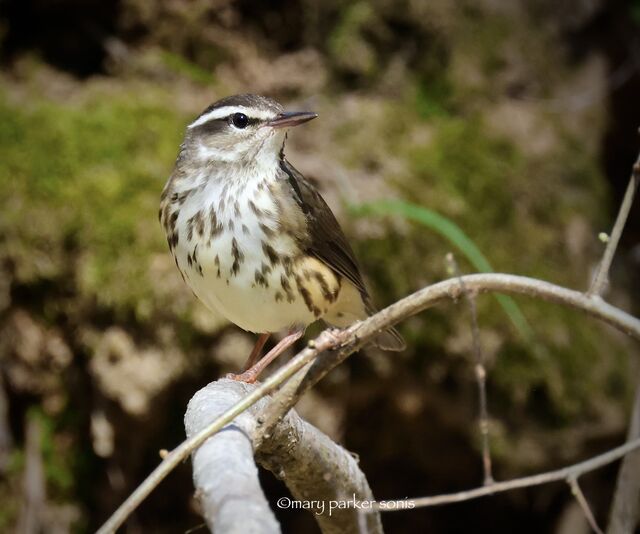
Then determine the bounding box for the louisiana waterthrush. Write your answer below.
[160,94,405,382]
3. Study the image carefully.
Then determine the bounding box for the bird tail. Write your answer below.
[371,325,406,351]
[365,302,406,351]
[323,286,406,352]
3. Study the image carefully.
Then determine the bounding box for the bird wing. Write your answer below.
[279,158,370,301]
[279,158,406,351]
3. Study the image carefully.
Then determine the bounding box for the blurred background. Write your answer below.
[1,0,639,532]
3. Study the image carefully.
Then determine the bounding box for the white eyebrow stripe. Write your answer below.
[188,106,276,129]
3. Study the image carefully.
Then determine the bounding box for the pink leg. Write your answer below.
[228,330,303,383]
[242,333,270,371]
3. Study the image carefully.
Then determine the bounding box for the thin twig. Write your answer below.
[370,437,640,511]
[588,146,639,296]
[446,253,493,485]
[97,273,640,533]
[568,476,604,534]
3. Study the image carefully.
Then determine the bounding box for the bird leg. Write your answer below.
[228,330,303,384]
[241,333,270,371]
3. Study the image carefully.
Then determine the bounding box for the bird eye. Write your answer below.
[230,113,249,129]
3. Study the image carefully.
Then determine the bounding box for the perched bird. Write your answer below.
[160,94,404,382]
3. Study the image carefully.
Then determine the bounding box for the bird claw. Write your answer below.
[225,371,258,384]
[324,327,345,347]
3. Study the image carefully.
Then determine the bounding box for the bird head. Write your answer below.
[183,94,317,168]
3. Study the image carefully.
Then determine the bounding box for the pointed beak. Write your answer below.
[266,111,318,129]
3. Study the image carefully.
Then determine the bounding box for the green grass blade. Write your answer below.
[351,199,534,341]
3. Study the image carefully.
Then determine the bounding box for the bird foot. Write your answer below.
[225,330,304,384]
[323,327,347,348]
[225,370,259,384]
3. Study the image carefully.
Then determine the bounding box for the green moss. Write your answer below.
[0,87,186,319]
[403,114,522,231]
[413,77,454,119]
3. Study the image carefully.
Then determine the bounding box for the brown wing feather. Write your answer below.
[279,158,369,300]
[279,158,405,351]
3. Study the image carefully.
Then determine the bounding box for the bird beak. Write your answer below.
[267,111,318,129]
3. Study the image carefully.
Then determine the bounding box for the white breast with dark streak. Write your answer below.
[170,170,326,333]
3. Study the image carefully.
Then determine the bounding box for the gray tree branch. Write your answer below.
[185,379,382,534]
[184,380,281,534]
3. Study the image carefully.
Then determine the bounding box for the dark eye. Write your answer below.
[230,113,249,129]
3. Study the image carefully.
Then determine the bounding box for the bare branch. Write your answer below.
[255,392,383,534]
[98,273,640,533]
[588,147,639,296]
[370,437,640,511]
[446,253,493,485]
[184,381,281,534]
[253,361,315,452]
[607,383,640,534]
[568,477,604,534]
[185,379,382,534]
